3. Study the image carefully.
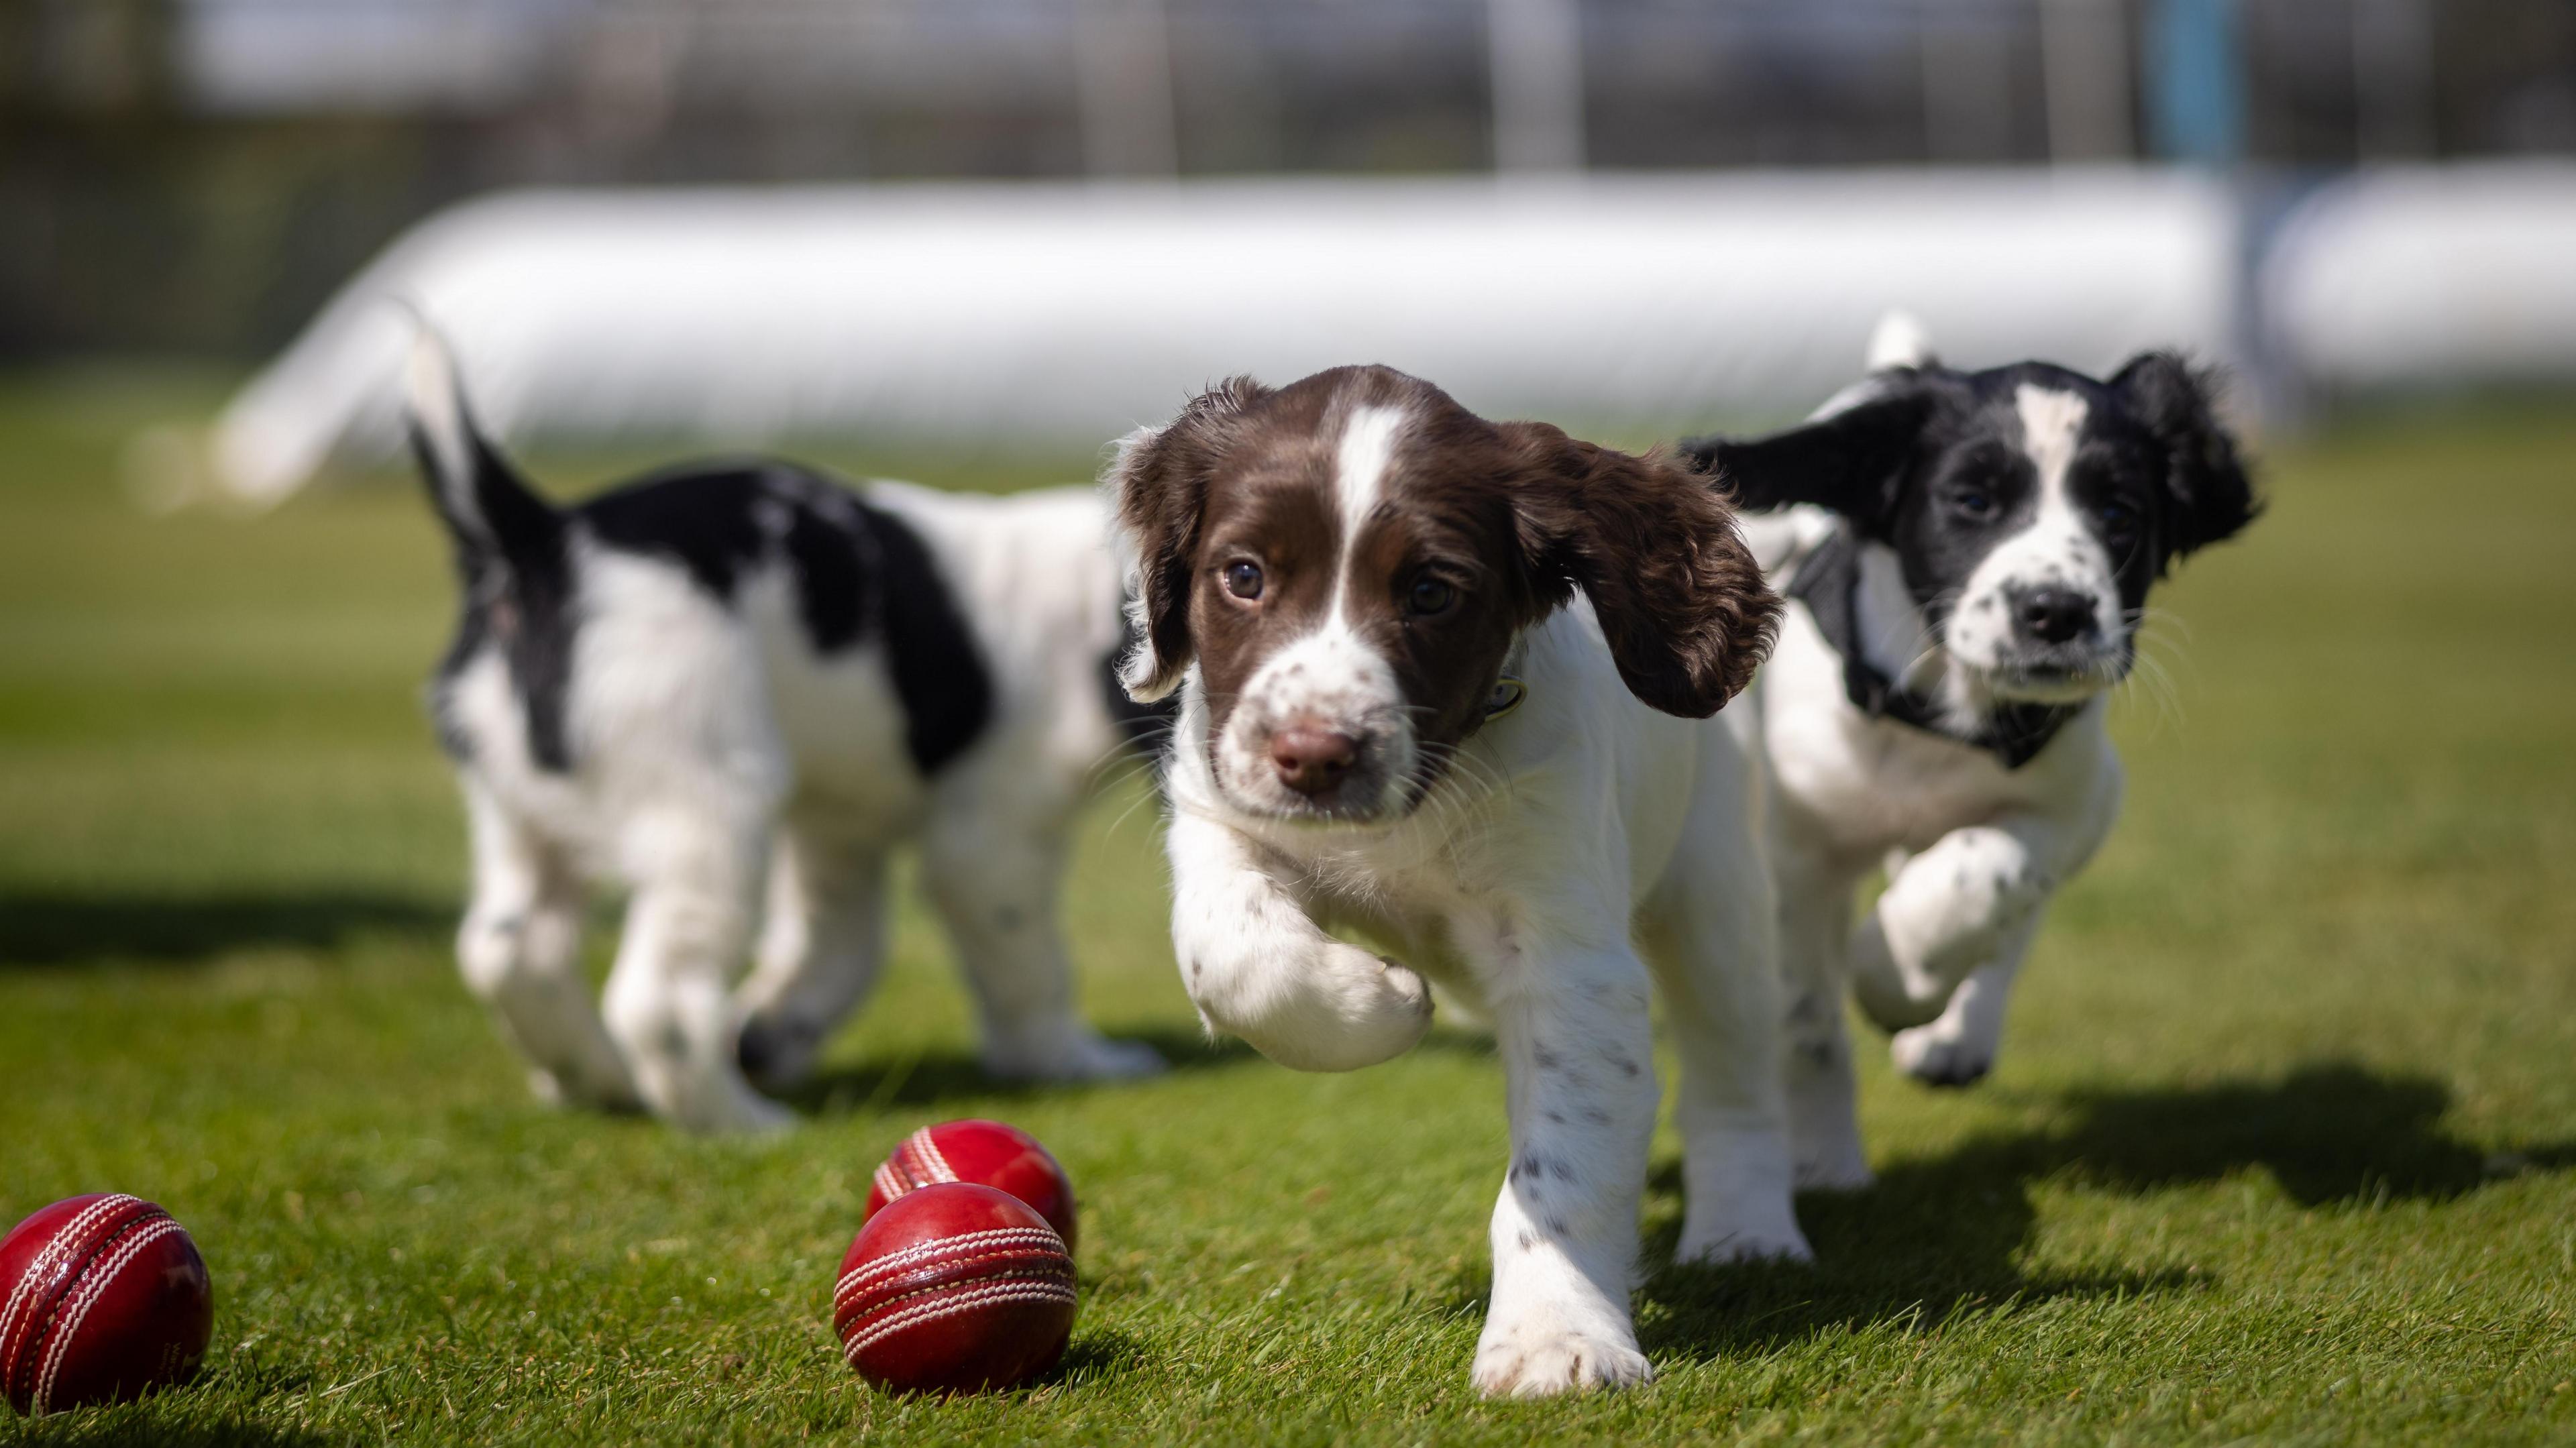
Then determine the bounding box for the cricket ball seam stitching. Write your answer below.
[835,1255,1076,1316]
[869,1160,906,1205]
[912,1128,959,1184]
[834,1229,1066,1299]
[0,1195,139,1401]
[841,1280,1079,1361]
[34,1214,182,1416]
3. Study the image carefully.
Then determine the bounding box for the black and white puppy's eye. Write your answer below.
[1405,574,1458,618]
[2097,500,2140,538]
[1222,559,1265,601]
[1953,487,1998,521]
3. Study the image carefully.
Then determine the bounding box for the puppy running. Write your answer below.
[1108,366,1803,1397]
[406,329,1161,1133]
[1686,317,2259,1187]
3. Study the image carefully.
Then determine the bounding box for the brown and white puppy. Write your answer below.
[1108,365,1809,1398]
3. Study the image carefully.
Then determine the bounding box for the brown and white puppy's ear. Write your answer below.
[1105,377,1273,701]
[1502,424,1782,718]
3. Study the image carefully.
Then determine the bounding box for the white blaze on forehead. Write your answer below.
[2014,384,2089,499]
[1206,402,1418,816]
[1334,405,1407,567]
[1941,381,2122,689]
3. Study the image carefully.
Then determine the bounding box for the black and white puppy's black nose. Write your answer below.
[2010,586,2097,646]
[1269,722,1360,797]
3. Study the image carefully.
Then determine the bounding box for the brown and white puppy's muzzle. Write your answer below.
[1109,366,1774,827]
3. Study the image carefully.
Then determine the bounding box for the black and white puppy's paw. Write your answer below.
[1890,1019,1995,1088]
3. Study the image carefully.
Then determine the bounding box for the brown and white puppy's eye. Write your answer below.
[1404,573,1457,619]
[1223,559,1265,602]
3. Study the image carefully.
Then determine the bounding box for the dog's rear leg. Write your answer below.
[602,815,792,1133]
[456,782,639,1111]
[1774,852,1874,1190]
[1640,840,1812,1264]
[733,823,890,1093]
[920,802,1164,1083]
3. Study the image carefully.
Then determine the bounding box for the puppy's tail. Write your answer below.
[1866,310,1937,372]
[403,323,560,578]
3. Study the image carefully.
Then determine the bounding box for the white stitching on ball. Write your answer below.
[842,1278,1079,1363]
[33,1215,181,1416]
[0,1196,139,1400]
[912,1127,960,1184]
[833,1227,1066,1305]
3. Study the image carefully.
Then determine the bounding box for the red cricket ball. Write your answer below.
[867,1119,1079,1251]
[0,1194,213,1418]
[834,1182,1075,1395]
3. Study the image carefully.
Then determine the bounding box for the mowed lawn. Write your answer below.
[2,368,2572,1448]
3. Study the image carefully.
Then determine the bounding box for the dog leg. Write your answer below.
[601,814,791,1134]
[1774,851,1873,1190]
[1847,820,2061,1031]
[922,806,1164,1084]
[1164,810,1432,1072]
[1468,930,1660,1398]
[1889,910,2042,1087]
[455,783,639,1111]
[733,824,890,1093]
[1640,758,1813,1260]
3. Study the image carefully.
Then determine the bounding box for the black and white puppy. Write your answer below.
[1110,366,1804,1397]
[1684,319,2259,1188]
[405,330,1162,1133]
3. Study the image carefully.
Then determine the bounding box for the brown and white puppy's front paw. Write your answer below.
[1194,940,1434,1073]
[1164,810,1434,1072]
[1470,1309,1653,1399]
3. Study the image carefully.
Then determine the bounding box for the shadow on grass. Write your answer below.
[1051,1327,1153,1388]
[781,1027,1254,1116]
[1638,1062,2576,1362]
[0,890,451,969]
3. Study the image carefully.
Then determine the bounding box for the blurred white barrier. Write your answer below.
[207,172,2244,503]
[2264,163,2576,392]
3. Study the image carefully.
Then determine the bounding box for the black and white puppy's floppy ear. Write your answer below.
[1105,377,1274,702]
[1502,424,1781,719]
[1679,380,1939,542]
[2108,351,2261,570]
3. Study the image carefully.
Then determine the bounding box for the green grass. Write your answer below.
[3,369,2573,1447]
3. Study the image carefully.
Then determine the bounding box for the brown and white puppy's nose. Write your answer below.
[2010,586,2096,646]
[1269,722,1360,797]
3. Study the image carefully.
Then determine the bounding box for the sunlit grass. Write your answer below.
[3,375,2572,1445]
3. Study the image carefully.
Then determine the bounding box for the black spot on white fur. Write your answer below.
[581,463,994,774]
[417,443,996,777]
